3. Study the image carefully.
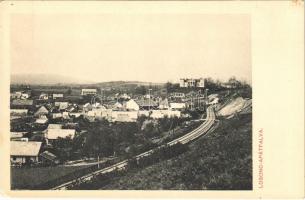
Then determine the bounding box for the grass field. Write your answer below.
[11,165,89,190]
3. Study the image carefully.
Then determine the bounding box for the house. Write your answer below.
[170,92,185,99]
[22,91,31,99]
[62,112,70,119]
[125,99,140,111]
[170,102,186,110]
[52,113,63,119]
[40,151,60,165]
[81,89,97,96]
[135,99,158,110]
[53,93,64,99]
[66,105,77,113]
[179,78,205,88]
[10,92,21,99]
[10,141,42,165]
[35,115,49,124]
[10,132,26,140]
[111,111,138,122]
[69,112,82,118]
[11,99,34,109]
[39,93,49,100]
[34,106,49,117]
[48,124,63,129]
[83,103,92,112]
[150,110,181,119]
[10,109,28,116]
[55,102,69,110]
[45,128,76,144]
[158,98,169,109]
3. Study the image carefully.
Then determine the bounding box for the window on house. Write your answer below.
[12,156,16,161]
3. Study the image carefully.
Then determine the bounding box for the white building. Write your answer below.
[53,93,64,99]
[170,102,186,110]
[81,89,97,96]
[179,78,205,88]
[111,111,138,122]
[48,124,63,129]
[125,99,140,111]
[55,102,69,110]
[170,92,185,98]
[52,113,63,119]
[150,110,181,119]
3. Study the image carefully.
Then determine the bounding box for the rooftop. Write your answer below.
[10,141,42,156]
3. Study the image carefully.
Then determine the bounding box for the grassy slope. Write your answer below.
[101,113,252,190]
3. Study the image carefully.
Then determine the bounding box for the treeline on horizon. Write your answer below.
[10,76,252,96]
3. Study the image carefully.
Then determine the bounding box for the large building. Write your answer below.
[81,89,97,96]
[179,78,205,88]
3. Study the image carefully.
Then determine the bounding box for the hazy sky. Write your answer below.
[11,14,251,83]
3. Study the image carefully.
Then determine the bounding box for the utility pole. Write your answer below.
[205,89,209,111]
[97,155,100,169]
[148,88,152,111]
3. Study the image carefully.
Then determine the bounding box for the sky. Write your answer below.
[10,14,251,84]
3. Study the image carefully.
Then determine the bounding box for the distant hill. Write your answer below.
[11,74,164,87]
[93,81,164,88]
[11,74,95,85]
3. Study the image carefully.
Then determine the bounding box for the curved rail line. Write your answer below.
[52,106,216,190]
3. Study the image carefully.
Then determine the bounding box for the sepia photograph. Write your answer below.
[0,0,303,198]
[8,12,253,191]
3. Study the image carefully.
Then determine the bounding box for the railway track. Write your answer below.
[52,106,216,190]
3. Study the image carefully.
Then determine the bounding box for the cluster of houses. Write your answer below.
[82,97,185,122]
[10,85,217,166]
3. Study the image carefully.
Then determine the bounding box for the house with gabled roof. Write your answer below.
[45,124,76,144]
[135,99,158,110]
[124,99,140,111]
[34,106,49,117]
[158,98,169,110]
[10,141,42,165]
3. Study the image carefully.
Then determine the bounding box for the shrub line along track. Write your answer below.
[52,106,216,190]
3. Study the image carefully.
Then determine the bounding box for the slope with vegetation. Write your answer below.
[98,112,252,190]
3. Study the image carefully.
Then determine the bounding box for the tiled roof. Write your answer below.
[10,141,42,156]
[40,151,57,161]
[46,129,75,140]
[135,99,158,107]
[12,99,34,106]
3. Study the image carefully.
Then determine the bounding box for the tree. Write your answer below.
[52,136,74,162]
[83,125,115,158]
[67,88,72,95]
[165,82,179,93]
[135,86,146,95]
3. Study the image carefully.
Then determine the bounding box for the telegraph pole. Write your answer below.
[148,89,152,111]
[205,89,209,111]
